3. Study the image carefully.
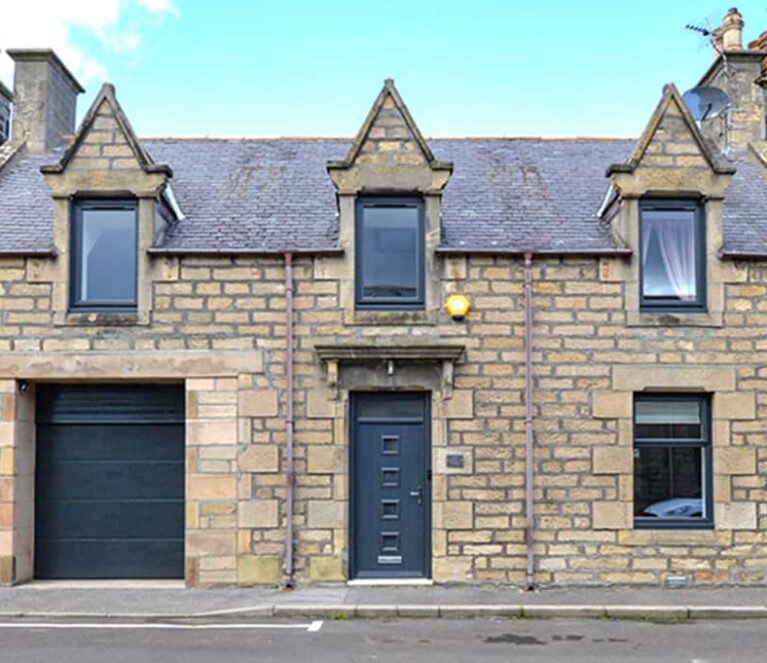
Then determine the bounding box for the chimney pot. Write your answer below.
[7,49,83,154]
[721,7,744,53]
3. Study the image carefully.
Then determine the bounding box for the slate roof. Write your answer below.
[0,145,62,253]
[146,138,348,251]
[1,135,767,254]
[431,138,634,251]
[720,153,767,254]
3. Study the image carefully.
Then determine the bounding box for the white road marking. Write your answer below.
[0,622,323,632]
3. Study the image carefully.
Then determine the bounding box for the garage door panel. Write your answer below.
[36,384,184,424]
[36,424,184,463]
[36,461,184,500]
[36,500,184,539]
[35,384,185,580]
[35,540,184,580]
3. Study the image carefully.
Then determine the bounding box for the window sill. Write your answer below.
[54,310,150,327]
[634,520,713,530]
[618,529,729,546]
[626,310,723,328]
[344,308,437,326]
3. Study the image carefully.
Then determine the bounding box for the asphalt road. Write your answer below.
[0,618,764,662]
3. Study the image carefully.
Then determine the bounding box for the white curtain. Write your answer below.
[642,216,696,300]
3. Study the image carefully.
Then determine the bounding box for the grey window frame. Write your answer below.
[639,199,706,312]
[355,197,425,310]
[633,393,713,530]
[70,199,138,312]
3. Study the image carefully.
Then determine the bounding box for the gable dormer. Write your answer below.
[323,79,452,325]
[327,78,452,193]
[39,83,175,326]
[608,83,735,198]
[604,84,737,328]
[42,82,171,195]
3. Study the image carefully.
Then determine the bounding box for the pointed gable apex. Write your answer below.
[327,78,452,172]
[41,83,171,176]
[607,83,735,177]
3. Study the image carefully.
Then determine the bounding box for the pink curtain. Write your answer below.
[642,216,696,301]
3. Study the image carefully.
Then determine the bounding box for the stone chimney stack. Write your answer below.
[721,7,744,52]
[695,8,767,152]
[7,49,84,153]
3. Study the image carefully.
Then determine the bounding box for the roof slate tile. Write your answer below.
[1,136,765,254]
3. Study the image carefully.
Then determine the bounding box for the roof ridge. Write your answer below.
[140,136,353,142]
[138,135,637,143]
[428,136,636,142]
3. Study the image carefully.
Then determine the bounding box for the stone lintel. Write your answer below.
[315,343,465,394]
[0,351,262,379]
[613,365,736,392]
[315,344,465,363]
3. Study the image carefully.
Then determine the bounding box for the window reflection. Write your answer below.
[633,395,711,527]
[639,202,705,311]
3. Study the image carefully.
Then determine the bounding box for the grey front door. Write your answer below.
[350,392,430,579]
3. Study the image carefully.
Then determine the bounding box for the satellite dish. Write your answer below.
[682,86,730,121]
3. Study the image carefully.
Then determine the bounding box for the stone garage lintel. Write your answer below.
[0,350,263,379]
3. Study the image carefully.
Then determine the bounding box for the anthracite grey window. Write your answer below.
[355,198,424,309]
[640,200,706,311]
[633,394,712,529]
[71,200,138,310]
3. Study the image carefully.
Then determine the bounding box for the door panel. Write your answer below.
[351,392,430,579]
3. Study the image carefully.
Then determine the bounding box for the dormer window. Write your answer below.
[640,199,706,312]
[355,197,424,310]
[70,200,138,311]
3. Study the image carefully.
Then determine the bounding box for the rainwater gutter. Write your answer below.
[283,252,296,588]
[523,252,535,591]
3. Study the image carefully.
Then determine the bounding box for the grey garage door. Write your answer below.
[35,384,185,579]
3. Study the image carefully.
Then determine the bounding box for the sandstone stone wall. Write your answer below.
[1,247,767,586]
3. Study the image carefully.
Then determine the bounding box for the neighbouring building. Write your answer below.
[1,9,767,588]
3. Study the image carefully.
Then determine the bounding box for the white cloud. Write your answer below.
[136,0,179,15]
[0,0,178,87]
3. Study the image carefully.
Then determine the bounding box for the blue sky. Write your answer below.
[3,1,767,138]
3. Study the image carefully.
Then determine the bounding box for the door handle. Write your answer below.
[409,485,423,506]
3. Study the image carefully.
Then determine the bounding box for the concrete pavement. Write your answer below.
[0,584,765,621]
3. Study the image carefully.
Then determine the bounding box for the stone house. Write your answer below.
[1,8,767,588]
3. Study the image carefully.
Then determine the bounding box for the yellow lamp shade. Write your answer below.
[445,294,471,321]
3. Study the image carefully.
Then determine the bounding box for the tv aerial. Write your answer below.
[683,14,731,121]
[683,12,735,156]
[685,12,732,77]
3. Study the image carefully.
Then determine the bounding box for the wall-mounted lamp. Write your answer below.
[445,294,471,322]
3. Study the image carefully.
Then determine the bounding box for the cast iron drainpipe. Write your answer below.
[283,252,296,588]
[523,252,535,591]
